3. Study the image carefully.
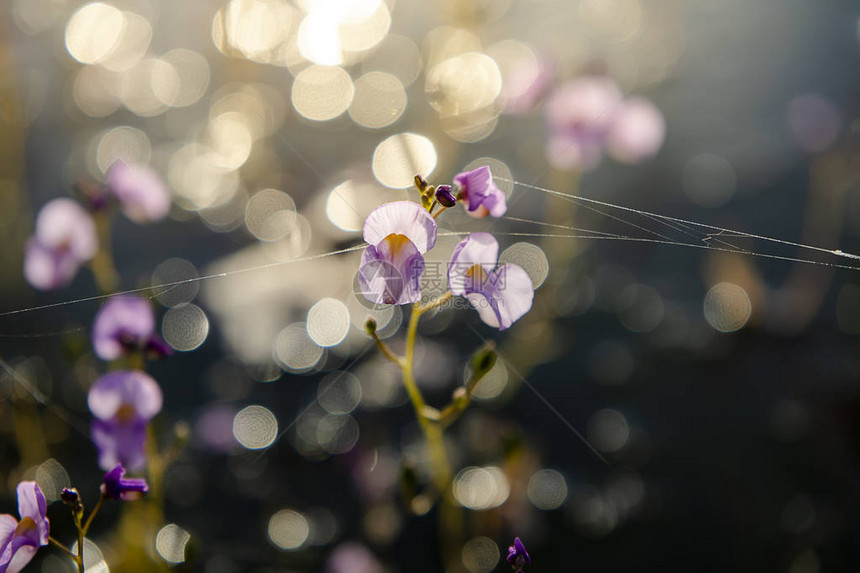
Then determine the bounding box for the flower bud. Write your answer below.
[365,317,377,336]
[434,185,457,207]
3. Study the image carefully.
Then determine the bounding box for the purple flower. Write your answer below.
[358,202,437,305]
[448,233,534,330]
[23,198,97,291]
[101,464,149,500]
[106,161,171,223]
[545,76,623,171]
[0,482,49,573]
[452,166,507,218]
[605,97,666,164]
[88,370,163,471]
[92,295,170,361]
[506,537,530,572]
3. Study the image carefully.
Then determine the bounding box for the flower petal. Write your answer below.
[88,370,163,422]
[470,264,534,330]
[606,97,665,164]
[15,483,48,546]
[453,166,507,216]
[0,515,17,549]
[358,237,424,305]
[448,233,499,296]
[92,419,148,471]
[2,540,37,573]
[106,161,171,223]
[363,202,437,254]
[23,239,81,291]
[34,198,97,261]
[92,296,156,361]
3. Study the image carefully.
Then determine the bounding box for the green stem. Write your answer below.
[90,210,118,294]
[48,536,75,558]
[81,495,104,536]
[368,330,403,366]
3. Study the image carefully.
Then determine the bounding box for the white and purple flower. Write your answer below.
[88,370,163,471]
[506,537,530,572]
[358,202,437,306]
[105,161,171,224]
[92,295,170,361]
[448,233,534,330]
[23,198,98,291]
[0,482,49,573]
[453,166,507,218]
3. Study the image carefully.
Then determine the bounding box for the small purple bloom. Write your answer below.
[0,482,49,573]
[452,166,507,218]
[88,370,163,471]
[448,233,534,330]
[92,295,170,361]
[605,97,666,164]
[506,537,530,572]
[545,76,623,171]
[106,161,171,223]
[434,185,457,208]
[23,198,97,291]
[101,464,149,500]
[358,202,437,306]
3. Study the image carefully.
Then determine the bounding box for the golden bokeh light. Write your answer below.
[361,34,423,87]
[372,133,437,189]
[100,11,152,73]
[292,66,355,121]
[95,126,151,174]
[349,71,407,129]
[155,524,191,564]
[268,509,309,550]
[154,49,211,108]
[704,282,752,333]
[245,188,298,241]
[65,3,126,65]
[212,0,298,65]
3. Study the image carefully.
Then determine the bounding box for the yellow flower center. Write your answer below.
[383,233,411,255]
[116,403,136,422]
[14,517,37,537]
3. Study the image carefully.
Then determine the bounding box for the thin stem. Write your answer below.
[90,210,118,294]
[368,330,403,366]
[48,536,75,558]
[432,206,448,220]
[76,523,84,573]
[81,495,104,535]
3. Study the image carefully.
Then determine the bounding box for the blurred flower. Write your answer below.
[88,370,163,471]
[92,295,171,361]
[606,97,666,164]
[453,166,507,218]
[545,76,665,170]
[106,161,171,223]
[506,537,530,572]
[358,202,437,305]
[23,198,97,291]
[502,56,555,115]
[326,542,383,573]
[448,233,534,330]
[545,76,623,170]
[434,184,457,208]
[101,464,149,501]
[0,482,49,573]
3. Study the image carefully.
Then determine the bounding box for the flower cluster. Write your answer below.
[23,160,170,291]
[545,75,665,171]
[358,166,533,330]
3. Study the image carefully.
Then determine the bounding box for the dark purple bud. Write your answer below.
[434,185,457,208]
[506,537,530,572]
[60,488,79,505]
[101,464,149,500]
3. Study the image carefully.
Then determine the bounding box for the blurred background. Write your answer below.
[2,0,860,571]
